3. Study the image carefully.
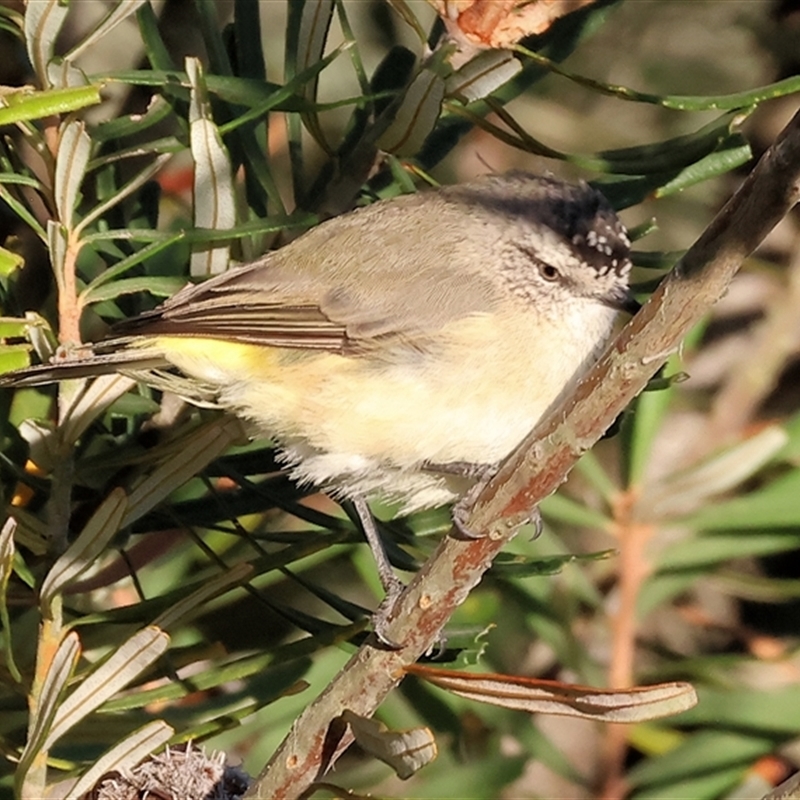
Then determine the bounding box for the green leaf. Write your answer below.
[677,686,800,735]
[82,275,186,305]
[654,134,753,196]
[80,233,186,296]
[102,641,317,713]
[92,95,174,142]
[0,85,102,126]
[516,44,800,111]
[656,531,800,572]
[596,134,752,210]
[0,344,32,374]
[152,563,252,631]
[97,69,304,111]
[0,246,24,275]
[628,730,768,796]
[492,549,615,578]
[681,469,800,530]
[540,491,611,528]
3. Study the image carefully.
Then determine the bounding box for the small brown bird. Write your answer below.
[3,172,637,642]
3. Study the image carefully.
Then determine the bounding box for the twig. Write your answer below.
[600,491,654,800]
[243,107,800,800]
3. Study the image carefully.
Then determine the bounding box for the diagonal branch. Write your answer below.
[243,107,800,800]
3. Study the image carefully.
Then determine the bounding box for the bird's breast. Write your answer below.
[215,303,618,468]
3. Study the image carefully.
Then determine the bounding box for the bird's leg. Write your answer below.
[432,461,542,540]
[423,460,500,538]
[353,496,405,649]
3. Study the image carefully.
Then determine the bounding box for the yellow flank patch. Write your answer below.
[150,336,284,384]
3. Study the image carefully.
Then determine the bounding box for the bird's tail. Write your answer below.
[0,348,169,388]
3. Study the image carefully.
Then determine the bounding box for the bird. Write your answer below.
[1,171,638,644]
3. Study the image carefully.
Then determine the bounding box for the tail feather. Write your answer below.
[0,350,169,388]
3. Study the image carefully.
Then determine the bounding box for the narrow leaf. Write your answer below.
[24,0,69,86]
[64,0,147,61]
[516,45,800,111]
[81,275,186,304]
[0,518,21,681]
[65,721,174,800]
[152,562,252,631]
[16,631,81,797]
[447,51,523,103]
[187,57,235,276]
[0,85,102,126]
[60,374,138,446]
[122,418,244,527]
[645,425,788,519]
[407,666,698,722]
[39,488,127,611]
[55,120,91,229]
[377,68,445,156]
[45,627,170,750]
[292,0,335,151]
[0,245,24,275]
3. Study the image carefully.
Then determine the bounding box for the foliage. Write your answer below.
[1,1,800,798]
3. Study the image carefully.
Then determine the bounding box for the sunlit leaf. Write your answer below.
[0,85,102,126]
[44,627,170,750]
[54,120,91,229]
[16,631,81,797]
[64,721,175,800]
[339,709,437,779]
[186,57,235,276]
[39,488,127,611]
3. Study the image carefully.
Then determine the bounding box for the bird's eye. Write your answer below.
[538,263,560,281]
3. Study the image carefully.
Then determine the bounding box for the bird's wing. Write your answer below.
[116,198,502,354]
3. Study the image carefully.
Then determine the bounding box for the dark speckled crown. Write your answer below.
[446,172,632,278]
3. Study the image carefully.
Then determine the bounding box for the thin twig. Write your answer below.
[600,489,654,800]
[244,108,800,800]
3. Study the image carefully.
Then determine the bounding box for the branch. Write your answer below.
[243,107,800,800]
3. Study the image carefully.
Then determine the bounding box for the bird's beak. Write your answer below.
[605,287,641,316]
